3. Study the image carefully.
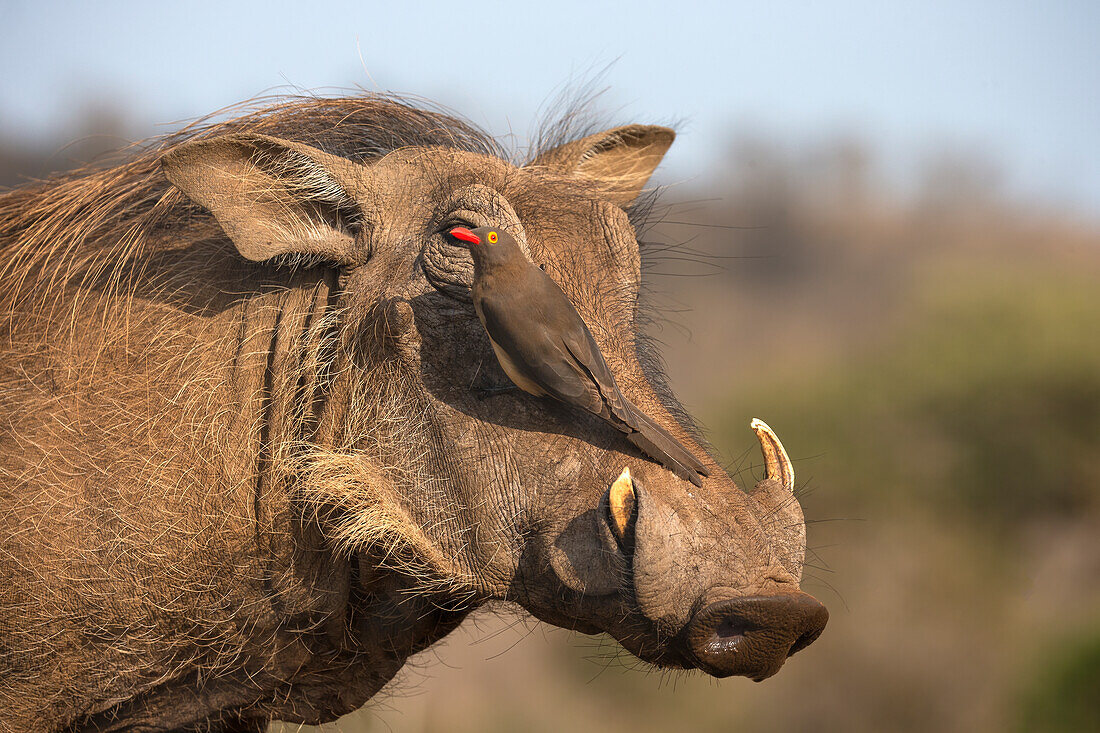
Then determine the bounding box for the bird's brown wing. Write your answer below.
[559,326,710,487]
[478,269,709,485]
[622,407,711,486]
[477,282,614,421]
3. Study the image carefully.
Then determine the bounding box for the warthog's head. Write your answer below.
[162,113,826,682]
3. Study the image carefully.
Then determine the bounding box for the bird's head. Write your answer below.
[447,225,518,267]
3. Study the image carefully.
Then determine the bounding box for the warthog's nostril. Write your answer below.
[705,617,749,656]
[788,627,824,657]
[685,592,828,680]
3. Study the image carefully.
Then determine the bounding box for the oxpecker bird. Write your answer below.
[449,225,710,486]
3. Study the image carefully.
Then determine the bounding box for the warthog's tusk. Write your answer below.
[751,418,794,493]
[608,467,636,542]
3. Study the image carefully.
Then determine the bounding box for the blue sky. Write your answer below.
[1,0,1097,214]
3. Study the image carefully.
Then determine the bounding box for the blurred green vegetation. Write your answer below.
[714,253,1100,530]
[1016,627,1100,733]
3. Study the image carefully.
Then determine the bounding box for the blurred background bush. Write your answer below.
[2,2,1097,730]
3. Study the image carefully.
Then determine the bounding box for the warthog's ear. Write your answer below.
[161,133,368,264]
[529,124,675,206]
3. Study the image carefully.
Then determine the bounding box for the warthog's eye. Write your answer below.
[436,213,479,235]
[422,213,482,300]
[422,187,529,299]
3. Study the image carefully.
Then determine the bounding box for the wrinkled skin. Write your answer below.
[0,100,825,731]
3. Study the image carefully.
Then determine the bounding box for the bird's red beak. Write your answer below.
[449,227,480,245]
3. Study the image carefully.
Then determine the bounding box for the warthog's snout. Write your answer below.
[684,592,828,681]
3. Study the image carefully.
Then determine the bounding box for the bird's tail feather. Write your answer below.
[623,404,710,487]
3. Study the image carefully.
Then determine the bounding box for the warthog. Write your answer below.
[0,95,826,731]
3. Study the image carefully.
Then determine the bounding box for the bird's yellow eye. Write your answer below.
[487,231,498,243]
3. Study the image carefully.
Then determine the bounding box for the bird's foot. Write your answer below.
[475,384,519,400]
